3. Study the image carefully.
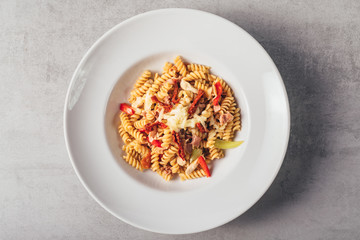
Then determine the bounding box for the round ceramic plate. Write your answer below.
[64,8,290,234]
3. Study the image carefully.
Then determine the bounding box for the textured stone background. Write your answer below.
[1,0,360,239]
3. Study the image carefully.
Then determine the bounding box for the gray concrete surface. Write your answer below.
[1,0,360,239]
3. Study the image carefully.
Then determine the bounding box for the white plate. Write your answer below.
[64,8,290,234]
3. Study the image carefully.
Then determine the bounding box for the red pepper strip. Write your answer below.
[144,122,168,133]
[144,123,156,132]
[119,103,135,115]
[196,122,208,133]
[197,155,211,177]
[213,81,222,106]
[171,79,180,104]
[139,128,148,133]
[140,152,151,169]
[163,105,172,113]
[158,122,168,129]
[147,136,162,148]
[188,89,205,115]
[172,131,185,160]
[151,139,162,148]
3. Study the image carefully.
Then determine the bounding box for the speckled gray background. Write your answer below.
[1,0,360,239]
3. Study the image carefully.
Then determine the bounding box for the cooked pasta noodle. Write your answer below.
[179,169,207,180]
[186,63,210,73]
[133,119,148,129]
[118,125,134,144]
[174,55,188,77]
[182,71,207,81]
[123,146,143,171]
[163,62,173,74]
[134,70,152,89]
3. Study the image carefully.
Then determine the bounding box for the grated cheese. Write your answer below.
[163,104,207,132]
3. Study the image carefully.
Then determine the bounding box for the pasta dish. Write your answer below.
[117,56,243,181]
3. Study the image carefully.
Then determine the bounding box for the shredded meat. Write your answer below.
[220,112,234,125]
[213,105,221,113]
[198,103,206,113]
[184,143,193,154]
[191,134,202,148]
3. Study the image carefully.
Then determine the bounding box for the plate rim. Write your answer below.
[63,8,290,234]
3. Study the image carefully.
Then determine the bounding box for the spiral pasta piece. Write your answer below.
[182,71,207,81]
[187,63,210,73]
[161,145,178,165]
[118,125,134,144]
[128,128,147,144]
[209,147,224,160]
[123,147,143,171]
[209,74,217,83]
[228,101,237,114]
[156,82,173,100]
[219,96,234,114]
[130,113,142,122]
[161,129,173,149]
[180,169,206,180]
[215,123,227,139]
[232,108,241,131]
[145,110,156,122]
[133,119,148,129]
[120,113,146,143]
[170,157,180,174]
[222,121,234,141]
[160,72,175,81]
[129,79,153,102]
[207,129,217,148]
[163,62,173,73]
[174,55,188,76]
[134,70,151,89]
[131,141,151,156]
[120,112,133,132]
[147,73,169,95]
[157,169,173,181]
[194,79,210,92]
[150,148,161,172]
